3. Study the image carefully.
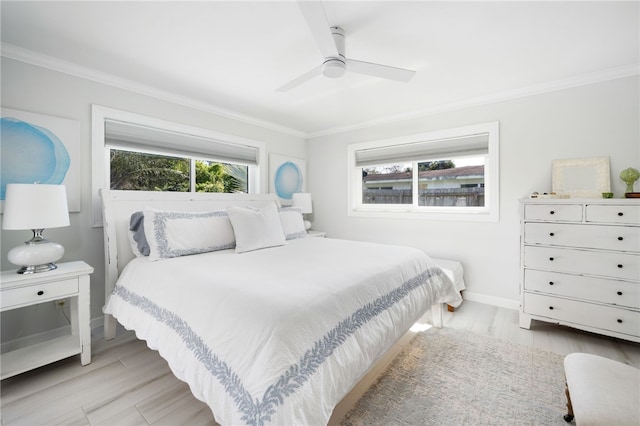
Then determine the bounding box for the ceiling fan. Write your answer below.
[277,1,416,92]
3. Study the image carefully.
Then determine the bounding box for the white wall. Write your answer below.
[307,76,639,307]
[0,58,306,343]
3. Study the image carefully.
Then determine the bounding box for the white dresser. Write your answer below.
[519,198,640,342]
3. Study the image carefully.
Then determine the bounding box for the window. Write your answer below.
[348,122,499,222]
[92,105,265,226]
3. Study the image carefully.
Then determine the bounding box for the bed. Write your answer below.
[100,189,461,425]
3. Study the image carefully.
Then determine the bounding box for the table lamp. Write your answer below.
[2,184,70,274]
[292,192,313,230]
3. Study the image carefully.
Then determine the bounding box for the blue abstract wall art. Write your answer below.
[1,117,71,199]
[274,161,303,200]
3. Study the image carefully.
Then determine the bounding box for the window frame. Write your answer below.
[347,122,499,222]
[91,105,266,227]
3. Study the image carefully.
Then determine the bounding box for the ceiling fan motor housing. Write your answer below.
[322,27,346,78]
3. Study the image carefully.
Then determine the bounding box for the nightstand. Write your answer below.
[1,261,94,379]
[307,231,326,238]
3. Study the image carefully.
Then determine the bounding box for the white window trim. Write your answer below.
[347,121,499,222]
[91,105,266,227]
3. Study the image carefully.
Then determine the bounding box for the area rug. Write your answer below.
[340,327,568,426]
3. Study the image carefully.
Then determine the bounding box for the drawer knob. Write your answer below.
[617,319,623,324]
[617,236,624,241]
[549,210,555,215]
[617,291,623,296]
[549,257,554,261]
[549,306,554,310]
[618,212,624,217]
[617,264,623,268]
[549,232,555,237]
[37,290,44,296]
[549,281,554,286]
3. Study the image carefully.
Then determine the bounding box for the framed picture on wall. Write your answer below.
[269,154,306,205]
[0,108,81,212]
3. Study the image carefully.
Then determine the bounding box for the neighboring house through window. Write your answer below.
[348,122,499,222]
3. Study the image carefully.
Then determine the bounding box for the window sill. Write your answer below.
[348,207,498,222]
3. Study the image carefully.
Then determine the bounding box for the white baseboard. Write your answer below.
[463,291,519,310]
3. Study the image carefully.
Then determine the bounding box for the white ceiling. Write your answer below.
[1,1,638,136]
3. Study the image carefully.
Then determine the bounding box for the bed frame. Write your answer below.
[100,188,445,422]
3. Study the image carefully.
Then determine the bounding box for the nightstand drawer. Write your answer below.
[586,204,640,225]
[524,222,640,252]
[1,278,78,310]
[524,204,582,222]
[523,292,640,337]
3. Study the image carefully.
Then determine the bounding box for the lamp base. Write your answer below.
[8,234,65,274]
[16,263,58,275]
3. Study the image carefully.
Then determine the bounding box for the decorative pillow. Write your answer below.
[143,207,236,261]
[279,207,307,240]
[226,203,286,253]
[129,211,150,257]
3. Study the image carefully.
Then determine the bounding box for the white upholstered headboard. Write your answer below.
[99,189,279,338]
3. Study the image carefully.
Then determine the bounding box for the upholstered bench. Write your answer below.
[563,353,640,424]
[432,258,465,311]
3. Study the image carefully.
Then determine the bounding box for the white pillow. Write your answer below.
[279,207,307,240]
[143,207,236,261]
[226,203,286,253]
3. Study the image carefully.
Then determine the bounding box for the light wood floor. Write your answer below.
[1,301,638,425]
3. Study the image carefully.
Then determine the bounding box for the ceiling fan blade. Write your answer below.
[297,1,339,58]
[276,65,323,92]
[347,59,416,82]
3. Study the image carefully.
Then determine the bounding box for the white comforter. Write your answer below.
[104,237,461,425]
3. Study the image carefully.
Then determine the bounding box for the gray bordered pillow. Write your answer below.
[143,207,236,261]
[278,207,307,240]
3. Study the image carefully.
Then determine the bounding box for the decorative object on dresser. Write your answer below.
[620,166,640,198]
[519,198,640,342]
[0,261,93,379]
[551,157,611,199]
[2,184,70,274]
[292,192,313,230]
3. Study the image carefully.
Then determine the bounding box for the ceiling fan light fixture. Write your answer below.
[322,59,346,78]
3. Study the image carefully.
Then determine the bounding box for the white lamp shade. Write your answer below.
[3,184,70,230]
[291,193,312,214]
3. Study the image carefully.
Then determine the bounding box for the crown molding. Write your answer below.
[1,43,306,139]
[306,63,640,139]
[3,43,637,141]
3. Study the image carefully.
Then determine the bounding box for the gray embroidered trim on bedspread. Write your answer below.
[111,267,442,425]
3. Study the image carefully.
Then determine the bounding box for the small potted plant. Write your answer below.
[620,167,640,197]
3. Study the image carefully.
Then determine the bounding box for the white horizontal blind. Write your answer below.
[355,133,489,167]
[105,119,259,166]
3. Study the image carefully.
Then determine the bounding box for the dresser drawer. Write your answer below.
[1,278,78,310]
[524,222,640,252]
[586,204,640,225]
[524,204,582,222]
[524,269,640,308]
[523,292,640,337]
[524,246,640,281]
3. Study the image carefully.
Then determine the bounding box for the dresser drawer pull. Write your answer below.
[618,212,624,217]
[549,210,555,215]
[549,232,555,237]
[549,306,554,310]
[37,290,44,296]
[617,236,624,241]
[617,291,623,296]
[617,319,623,324]
[549,281,554,286]
[617,264,623,268]
[549,257,554,261]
